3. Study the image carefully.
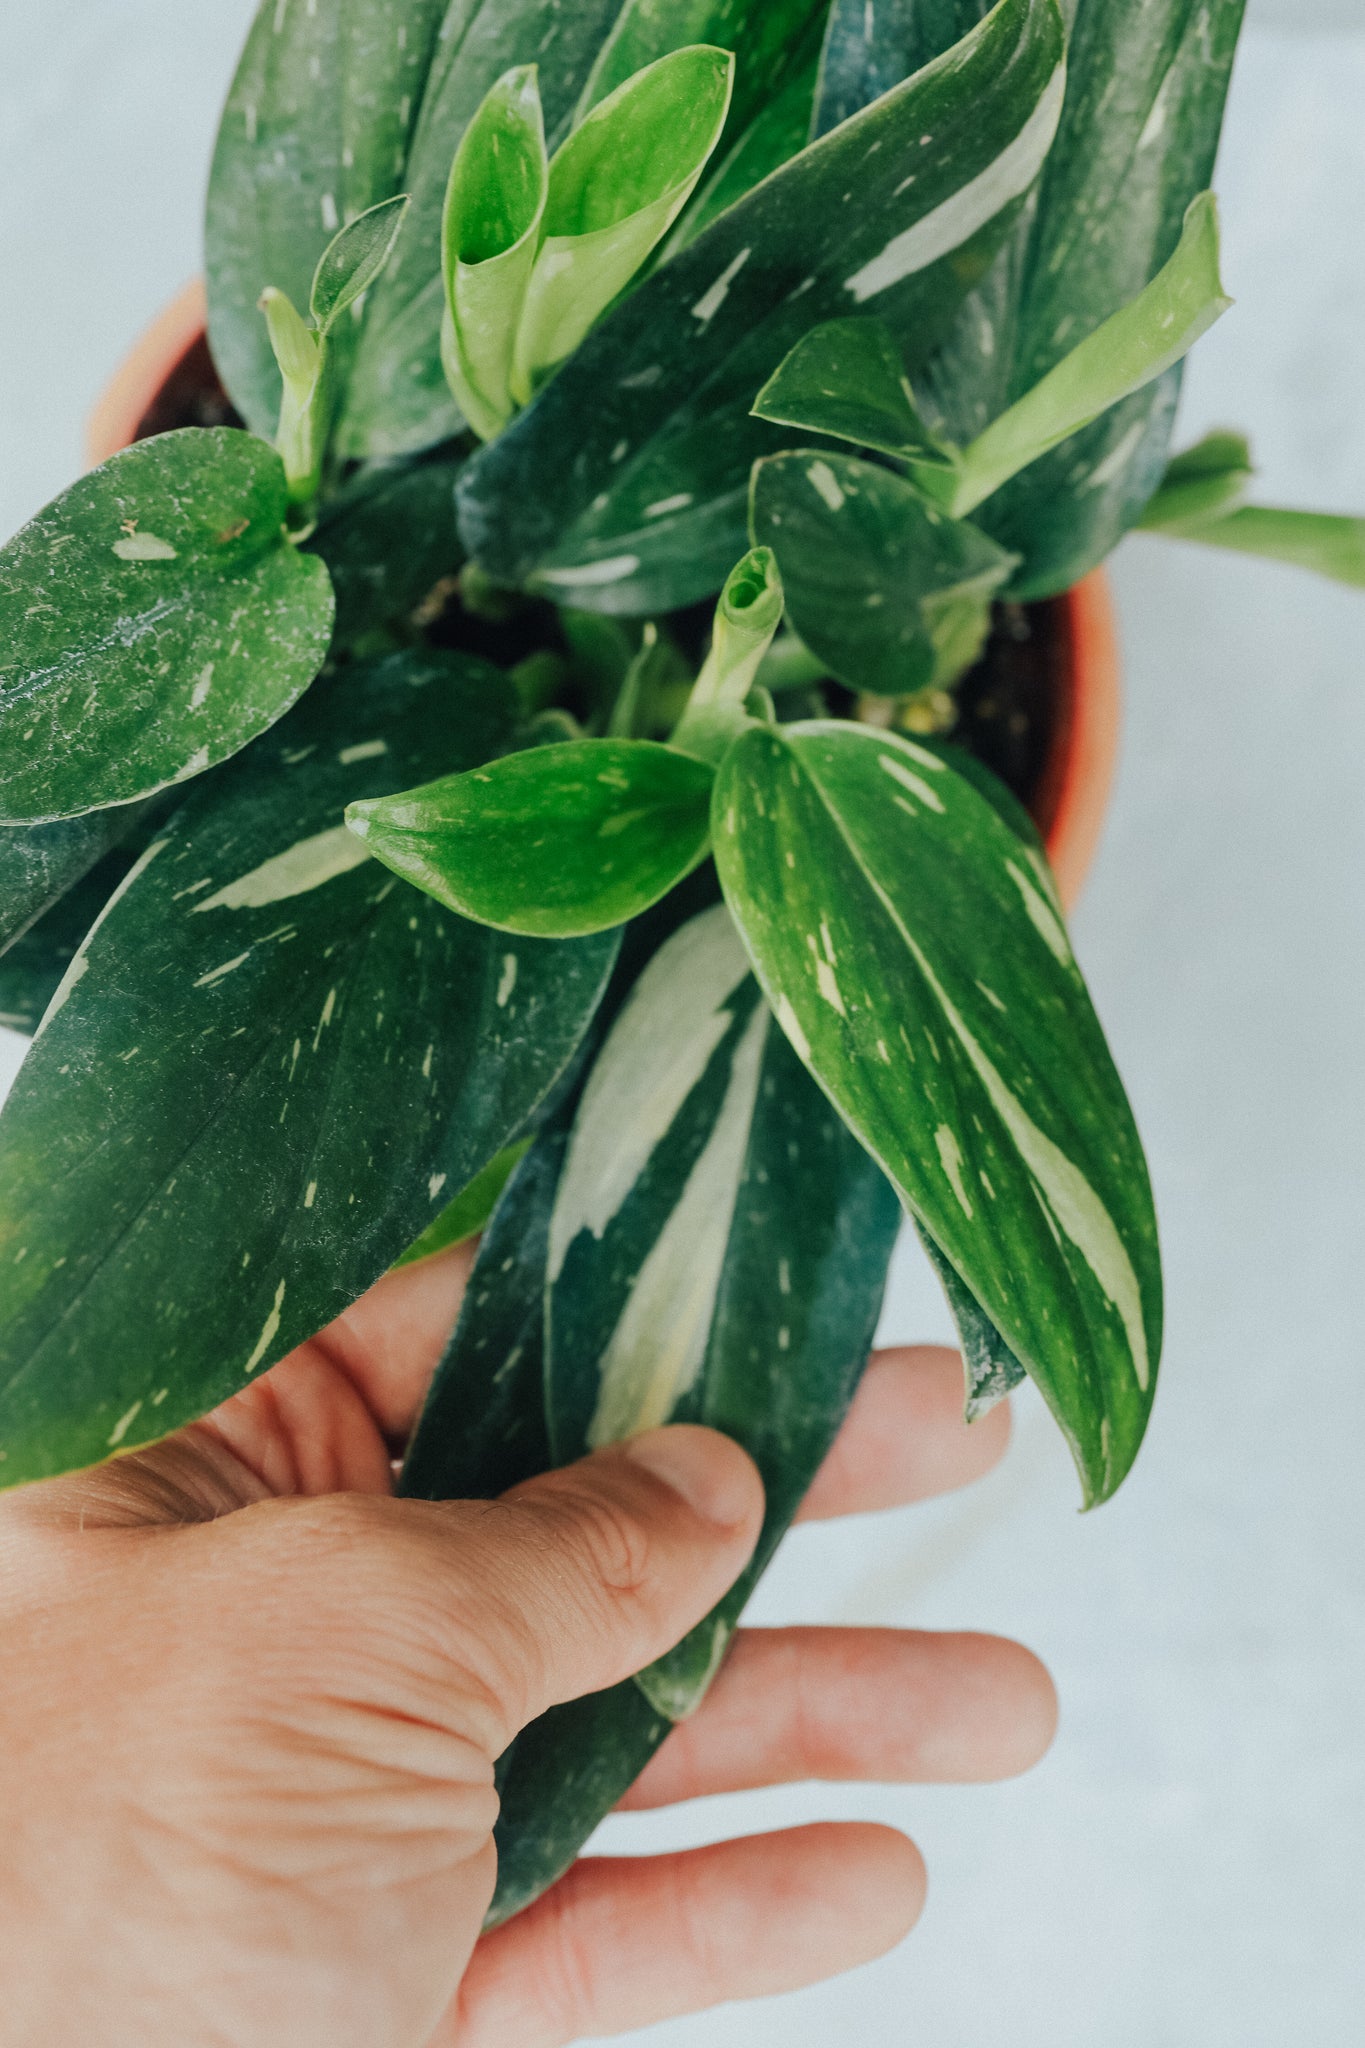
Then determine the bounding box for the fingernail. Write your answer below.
[622,1426,761,1530]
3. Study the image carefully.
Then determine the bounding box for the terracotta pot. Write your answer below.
[88,287,1121,911]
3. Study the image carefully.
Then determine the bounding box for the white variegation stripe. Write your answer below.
[191,825,371,914]
[843,62,1066,303]
[586,1001,768,1448]
[549,905,751,1282]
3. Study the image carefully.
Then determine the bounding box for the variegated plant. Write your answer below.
[1,0,1361,1922]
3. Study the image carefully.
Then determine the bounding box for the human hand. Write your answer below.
[0,1244,1055,2047]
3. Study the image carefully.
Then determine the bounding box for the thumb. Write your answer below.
[407,1427,764,1745]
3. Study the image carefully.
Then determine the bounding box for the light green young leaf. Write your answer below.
[950,192,1230,517]
[348,738,715,937]
[713,721,1162,1505]
[310,193,410,334]
[750,451,1015,697]
[511,46,735,402]
[1146,503,1365,588]
[752,317,957,468]
[673,547,784,762]
[0,429,334,824]
[441,65,548,441]
[394,1138,532,1266]
[1136,428,1254,529]
[259,287,330,505]
[459,0,1067,615]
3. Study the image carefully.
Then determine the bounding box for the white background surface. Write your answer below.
[2,6,1363,2043]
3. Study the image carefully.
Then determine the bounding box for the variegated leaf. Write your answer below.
[713,722,1162,1504]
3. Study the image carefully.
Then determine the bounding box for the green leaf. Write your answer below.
[548,904,899,1705]
[579,0,826,142]
[510,47,735,403]
[921,0,1247,594]
[401,1125,563,1503]
[1147,503,1365,588]
[457,0,1067,614]
[0,653,618,1492]
[750,451,1015,696]
[441,66,549,442]
[309,456,465,645]
[949,193,1230,516]
[335,0,626,461]
[310,193,410,333]
[0,811,141,954]
[668,37,820,251]
[916,1222,1025,1421]
[394,1138,532,1267]
[0,429,335,824]
[672,546,784,761]
[712,722,1162,1504]
[348,739,715,937]
[1136,427,1254,529]
[206,0,450,439]
[0,849,137,1038]
[814,0,989,135]
[259,287,331,505]
[752,317,957,467]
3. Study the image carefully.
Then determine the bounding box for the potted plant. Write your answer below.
[0,0,1361,1929]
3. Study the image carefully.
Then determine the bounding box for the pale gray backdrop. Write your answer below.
[1,6,1362,2044]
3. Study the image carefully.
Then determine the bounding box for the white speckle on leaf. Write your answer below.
[338,739,388,765]
[880,751,945,812]
[539,555,640,588]
[845,67,1065,302]
[807,461,845,512]
[304,1181,317,1209]
[775,993,811,1063]
[497,954,519,1008]
[421,1043,434,1079]
[778,1258,791,1295]
[194,952,252,989]
[815,957,846,1015]
[190,664,215,709]
[321,192,339,231]
[935,1124,975,1218]
[691,247,751,325]
[313,987,337,1051]
[113,531,177,562]
[1006,859,1071,964]
[243,1280,287,1377]
[193,828,372,914]
[175,747,211,782]
[644,493,694,519]
[107,1401,143,1449]
[429,1174,448,1202]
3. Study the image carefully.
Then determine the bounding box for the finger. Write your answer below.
[449,1824,923,2048]
[384,1427,765,1746]
[798,1345,1011,1521]
[621,1625,1058,1809]
[301,1236,478,1443]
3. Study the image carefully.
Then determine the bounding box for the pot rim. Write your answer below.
[87,284,1121,912]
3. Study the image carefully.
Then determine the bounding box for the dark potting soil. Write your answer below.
[142,355,1059,817]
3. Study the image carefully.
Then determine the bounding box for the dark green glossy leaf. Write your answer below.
[349,739,715,936]
[713,722,1162,1504]
[0,653,618,1491]
[921,0,1247,594]
[814,0,988,135]
[0,430,335,823]
[669,35,820,250]
[394,1137,532,1267]
[309,456,465,644]
[206,0,450,439]
[753,316,955,466]
[457,0,1066,614]
[0,811,140,954]
[0,851,134,1038]
[310,193,411,333]
[400,1127,562,1498]
[750,451,1015,696]
[337,0,624,461]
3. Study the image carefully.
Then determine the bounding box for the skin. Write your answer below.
[0,1241,1056,2047]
